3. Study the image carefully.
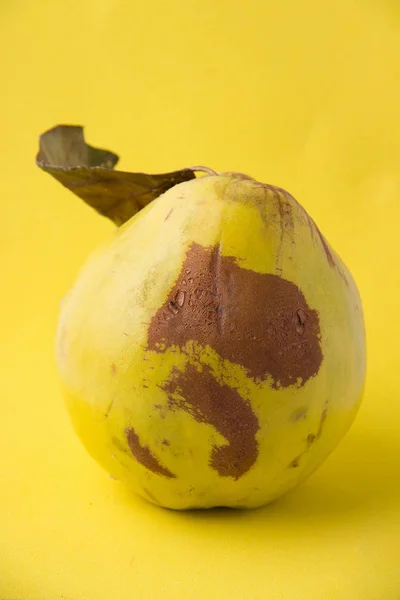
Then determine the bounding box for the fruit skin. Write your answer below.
[56,174,366,510]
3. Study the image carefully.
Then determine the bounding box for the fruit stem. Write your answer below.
[189,165,219,176]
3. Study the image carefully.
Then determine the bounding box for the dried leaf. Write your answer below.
[36,125,196,226]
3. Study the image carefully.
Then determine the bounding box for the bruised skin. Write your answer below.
[128,243,324,479]
[126,427,175,479]
[148,242,323,388]
[164,364,260,480]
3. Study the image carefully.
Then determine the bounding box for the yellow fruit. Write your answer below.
[55,173,366,509]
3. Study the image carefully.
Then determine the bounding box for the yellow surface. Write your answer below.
[1,0,399,597]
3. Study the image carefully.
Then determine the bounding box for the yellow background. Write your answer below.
[1,0,400,598]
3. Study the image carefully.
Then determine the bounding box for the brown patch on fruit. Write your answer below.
[148,243,323,388]
[289,457,300,468]
[163,364,259,479]
[111,363,117,375]
[126,427,175,478]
